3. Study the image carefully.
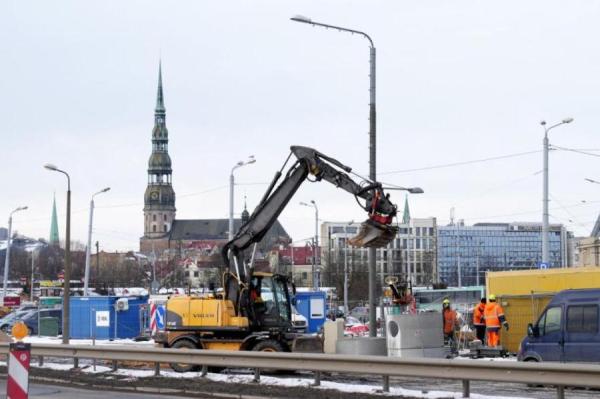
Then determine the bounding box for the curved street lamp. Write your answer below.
[540,118,574,265]
[84,187,110,296]
[229,156,256,241]
[44,163,72,344]
[300,200,319,289]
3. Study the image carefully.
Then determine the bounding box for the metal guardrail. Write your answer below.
[1,343,599,399]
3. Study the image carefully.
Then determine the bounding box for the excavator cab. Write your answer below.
[249,272,292,330]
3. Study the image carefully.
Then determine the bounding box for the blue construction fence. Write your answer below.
[69,296,149,340]
[294,291,327,333]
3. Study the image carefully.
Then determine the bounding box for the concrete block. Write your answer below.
[323,319,345,354]
[386,313,444,353]
[336,337,387,356]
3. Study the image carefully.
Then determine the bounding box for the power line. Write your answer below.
[552,145,600,159]
[378,150,540,175]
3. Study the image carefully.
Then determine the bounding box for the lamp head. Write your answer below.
[562,117,574,124]
[44,163,58,171]
[102,187,111,193]
[299,201,309,207]
[17,206,28,211]
[310,200,316,205]
[290,15,312,23]
[540,120,547,126]
[408,187,424,194]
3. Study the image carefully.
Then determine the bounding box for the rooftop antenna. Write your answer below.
[449,207,455,226]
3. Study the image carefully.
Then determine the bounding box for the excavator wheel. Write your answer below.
[348,220,398,248]
[169,339,201,372]
[252,339,286,353]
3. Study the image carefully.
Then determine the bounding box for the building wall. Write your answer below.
[577,237,600,266]
[320,218,437,288]
[437,222,569,287]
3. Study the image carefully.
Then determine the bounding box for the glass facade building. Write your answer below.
[437,222,570,287]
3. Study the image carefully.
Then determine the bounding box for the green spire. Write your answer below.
[50,194,60,246]
[402,195,411,224]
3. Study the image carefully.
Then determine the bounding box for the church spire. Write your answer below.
[402,194,411,224]
[155,60,165,114]
[49,194,60,246]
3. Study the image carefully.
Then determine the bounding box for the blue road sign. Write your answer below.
[156,305,165,329]
[539,262,549,269]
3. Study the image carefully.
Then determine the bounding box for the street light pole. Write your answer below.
[541,118,573,265]
[300,201,319,289]
[229,156,256,241]
[3,206,28,298]
[84,187,110,296]
[291,14,378,336]
[44,163,71,344]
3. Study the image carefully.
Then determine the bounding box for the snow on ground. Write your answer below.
[0,356,530,399]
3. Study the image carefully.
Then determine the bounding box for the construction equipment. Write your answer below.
[155,146,400,371]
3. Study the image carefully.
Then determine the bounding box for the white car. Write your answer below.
[291,306,308,333]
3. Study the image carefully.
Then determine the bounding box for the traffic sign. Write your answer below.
[539,262,549,270]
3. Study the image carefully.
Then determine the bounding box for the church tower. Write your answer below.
[143,62,176,239]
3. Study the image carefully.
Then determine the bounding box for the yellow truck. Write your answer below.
[486,267,600,352]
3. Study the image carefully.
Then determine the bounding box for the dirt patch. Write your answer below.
[0,365,422,399]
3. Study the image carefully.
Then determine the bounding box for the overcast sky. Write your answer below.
[2,1,600,251]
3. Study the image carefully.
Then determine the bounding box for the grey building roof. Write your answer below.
[169,218,290,247]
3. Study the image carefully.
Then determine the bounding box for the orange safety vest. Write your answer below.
[473,304,485,326]
[443,308,458,334]
[484,302,505,329]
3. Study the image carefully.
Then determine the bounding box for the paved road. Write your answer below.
[0,381,190,399]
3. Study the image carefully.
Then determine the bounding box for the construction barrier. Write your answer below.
[7,342,30,399]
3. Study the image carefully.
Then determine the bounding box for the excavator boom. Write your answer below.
[222,146,401,275]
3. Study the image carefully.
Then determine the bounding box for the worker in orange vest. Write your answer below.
[442,298,459,352]
[472,297,486,343]
[484,294,509,347]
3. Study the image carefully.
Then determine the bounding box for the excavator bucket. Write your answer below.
[348,220,398,248]
[291,335,323,353]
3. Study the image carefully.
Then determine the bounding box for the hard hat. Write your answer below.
[442,298,450,305]
[489,294,496,301]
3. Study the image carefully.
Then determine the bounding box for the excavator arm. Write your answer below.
[222,145,399,279]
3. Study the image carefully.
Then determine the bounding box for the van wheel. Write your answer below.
[169,340,200,373]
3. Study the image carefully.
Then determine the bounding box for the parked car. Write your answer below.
[0,309,35,332]
[21,308,63,335]
[518,289,600,363]
[291,306,308,333]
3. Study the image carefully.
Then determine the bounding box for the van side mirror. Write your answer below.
[527,323,539,337]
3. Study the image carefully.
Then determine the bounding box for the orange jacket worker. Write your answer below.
[484,294,508,347]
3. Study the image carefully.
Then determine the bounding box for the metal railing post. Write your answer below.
[73,357,79,369]
[314,371,321,386]
[253,368,260,382]
[38,355,43,367]
[382,375,390,392]
[112,360,118,371]
[462,379,470,398]
[154,362,160,376]
[556,386,565,399]
[201,365,208,377]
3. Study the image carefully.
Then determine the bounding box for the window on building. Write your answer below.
[163,224,167,232]
[152,225,157,233]
[567,305,598,333]
[153,214,156,222]
[194,271,199,278]
[302,272,308,279]
[163,214,167,221]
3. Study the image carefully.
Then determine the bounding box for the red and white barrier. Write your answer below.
[150,303,157,334]
[7,342,30,399]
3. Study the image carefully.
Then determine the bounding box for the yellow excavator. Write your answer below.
[154,146,401,371]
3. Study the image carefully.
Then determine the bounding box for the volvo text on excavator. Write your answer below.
[155,146,401,371]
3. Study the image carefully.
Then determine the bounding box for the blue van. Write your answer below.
[518,289,600,363]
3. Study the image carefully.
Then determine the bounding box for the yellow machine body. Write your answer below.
[165,296,249,329]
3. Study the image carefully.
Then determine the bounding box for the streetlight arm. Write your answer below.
[290,17,374,47]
